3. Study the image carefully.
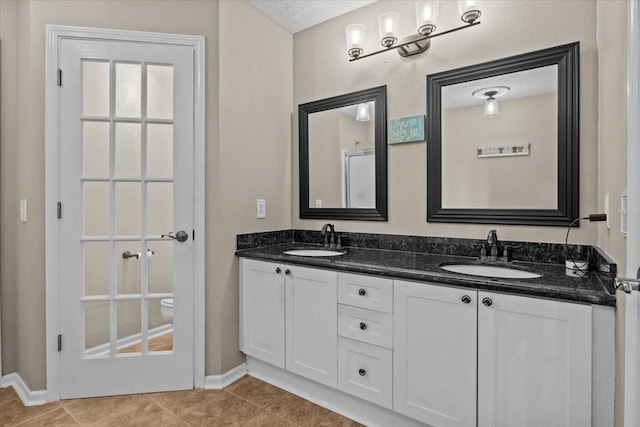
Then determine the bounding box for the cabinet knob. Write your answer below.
[275,267,282,274]
[359,322,367,330]
[358,368,366,376]
[358,288,366,296]
[482,297,493,307]
[461,295,471,304]
[285,269,291,276]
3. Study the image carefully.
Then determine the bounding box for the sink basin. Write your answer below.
[441,264,542,279]
[283,249,346,257]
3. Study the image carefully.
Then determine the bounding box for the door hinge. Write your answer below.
[57,202,62,219]
[57,69,62,87]
[57,334,62,352]
[192,229,195,241]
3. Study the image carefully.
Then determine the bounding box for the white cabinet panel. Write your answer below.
[394,280,477,427]
[338,304,393,349]
[239,259,285,369]
[338,272,393,313]
[478,292,592,427]
[286,266,338,387]
[338,337,393,409]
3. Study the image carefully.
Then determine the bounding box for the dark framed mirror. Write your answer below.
[427,42,579,226]
[299,86,388,220]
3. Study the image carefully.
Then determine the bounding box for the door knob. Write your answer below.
[161,230,189,242]
[461,295,472,304]
[482,297,493,307]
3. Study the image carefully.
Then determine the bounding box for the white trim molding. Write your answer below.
[1,373,48,407]
[204,363,248,389]
[45,25,206,402]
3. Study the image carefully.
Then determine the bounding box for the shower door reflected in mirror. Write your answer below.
[308,103,376,209]
[58,37,195,398]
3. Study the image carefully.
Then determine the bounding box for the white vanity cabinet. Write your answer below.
[239,259,337,386]
[337,273,394,409]
[393,280,478,427]
[240,259,606,427]
[285,265,338,387]
[393,280,593,427]
[477,291,592,427]
[239,258,286,368]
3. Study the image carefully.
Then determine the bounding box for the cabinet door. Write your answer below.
[478,292,592,427]
[394,280,477,427]
[285,265,338,387]
[239,258,285,368]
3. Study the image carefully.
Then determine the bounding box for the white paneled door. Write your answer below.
[58,38,195,398]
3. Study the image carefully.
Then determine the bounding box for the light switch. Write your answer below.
[19,199,27,223]
[257,199,266,219]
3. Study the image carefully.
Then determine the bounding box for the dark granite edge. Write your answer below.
[236,229,293,250]
[236,228,617,289]
[235,247,616,307]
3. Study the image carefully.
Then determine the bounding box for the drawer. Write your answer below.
[338,272,393,313]
[338,337,393,409]
[338,304,393,349]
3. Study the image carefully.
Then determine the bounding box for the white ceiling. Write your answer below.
[245,0,378,34]
[442,65,559,110]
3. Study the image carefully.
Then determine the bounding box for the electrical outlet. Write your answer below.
[256,199,266,219]
[604,193,610,229]
[19,199,27,223]
[315,199,322,208]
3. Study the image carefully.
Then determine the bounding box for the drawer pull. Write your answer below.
[358,288,366,296]
[482,297,493,307]
[358,368,366,376]
[359,322,367,330]
[275,267,282,274]
[285,269,291,276]
[461,295,471,304]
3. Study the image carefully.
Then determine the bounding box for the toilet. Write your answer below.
[160,298,174,324]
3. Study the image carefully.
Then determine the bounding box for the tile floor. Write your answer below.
[0,375,362,427]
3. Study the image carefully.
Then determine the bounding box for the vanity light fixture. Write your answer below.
[355,103,371,121]
[472,86,510,118]
[345,0,481,61]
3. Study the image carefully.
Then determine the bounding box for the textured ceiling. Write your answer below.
[245,0,378,33]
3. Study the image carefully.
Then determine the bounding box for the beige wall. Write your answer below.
[442,93,558,209]
[596,2,629,425]
[293,0,600,245]
[0,0,292,389]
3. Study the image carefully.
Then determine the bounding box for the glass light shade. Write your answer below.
[415,1,439,35]
[484,97,499,118]
[345,24,366,58]
[356,103,371,122]
[458,0,481,23]
[377,12,400,47]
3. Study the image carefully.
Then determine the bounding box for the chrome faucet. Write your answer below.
[486,230,499,259]
[321,223,336,248]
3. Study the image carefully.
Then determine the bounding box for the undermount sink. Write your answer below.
[441,264,542,279]
[283,249,346,257]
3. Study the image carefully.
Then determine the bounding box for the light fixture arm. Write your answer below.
[349,21,481,62]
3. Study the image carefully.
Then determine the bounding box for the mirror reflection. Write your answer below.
[308,101,376,209]
[299,85,387,221]
[441,65,558,209]
[426,42,579,226]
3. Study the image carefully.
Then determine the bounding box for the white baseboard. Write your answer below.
[1,373,48,406]
[85,324,173,356]
[246,357,423,427]
[204,363,247,389]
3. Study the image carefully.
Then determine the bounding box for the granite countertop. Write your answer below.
[236,243,616,307]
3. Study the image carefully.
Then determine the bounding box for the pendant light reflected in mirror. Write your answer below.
[472,86,510,118]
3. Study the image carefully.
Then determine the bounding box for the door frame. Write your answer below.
[625,1,640,425]
[44,25,205,402]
